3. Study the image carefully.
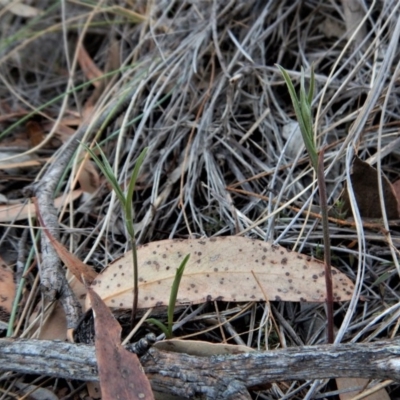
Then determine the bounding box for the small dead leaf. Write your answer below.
[318,18,346,38]
[336,377,390,400]
[77,45,103,87]
[14,381,59,400]
[0,158,48,170]
[341,157,399,219]
[0,0,41,17]
[26,121,45,147]
[88,237,355,311]
[77,160,100,194]
[154,339,255,357]
[282,120,303,160]
[342,0,367,46]
[0,260,15,322]
[0,151,38,174]
[0,190,82,222]
[88,287,154,400]
[29,274,87,341]
[391,179,400,217]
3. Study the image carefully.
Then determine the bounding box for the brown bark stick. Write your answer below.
[1,338,400,399]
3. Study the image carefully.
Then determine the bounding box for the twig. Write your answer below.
[1,338,400,399]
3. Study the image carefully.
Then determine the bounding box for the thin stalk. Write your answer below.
[317,149,334,343]
[130,238,139,330]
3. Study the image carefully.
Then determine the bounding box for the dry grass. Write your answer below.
[1,0,400,398]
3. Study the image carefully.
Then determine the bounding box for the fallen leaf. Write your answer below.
[282,120,303,159]
[0,259,15,322]
[0,190,82,222]
[88,237,355,311]
[342,0,367,46]
[0,0,41,17]
[318,18,346,38]
[88,287,154,400]
[336,377,390,400]
[154,339,255,357]
[77,159,100,194]
[391,179,400,217]
[29,275,87,341]
[0,151,38,174]
[342,157,399,219]
[77,45,103,87]
[0,158,49,170]
[26,121,45,147]
[14,381,59,400]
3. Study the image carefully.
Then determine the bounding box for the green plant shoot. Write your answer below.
[147,254,190,339]
[276,65,318,171]
[83,143,148,323]
[277,65,334,344]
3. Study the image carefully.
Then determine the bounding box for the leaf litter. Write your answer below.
[1,0,400,399]
[88,287,154,400]
[88,236,354,311]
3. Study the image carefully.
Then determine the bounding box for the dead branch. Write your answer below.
[1,338,400,399]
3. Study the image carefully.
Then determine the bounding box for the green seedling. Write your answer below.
[277,65,317,170]
[277,65,334,344]
[83,143,147,325]
[147,254,190,339]
[332,198,348,220]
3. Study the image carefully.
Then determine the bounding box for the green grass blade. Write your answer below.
[146,318,170,337]
[276,65,318,170]
[125,147,148,237]
[307,65,315,105]
[82,143,126,205]
[167,254,190,338]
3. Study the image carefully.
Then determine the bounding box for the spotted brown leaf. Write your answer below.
[87,237,354,310]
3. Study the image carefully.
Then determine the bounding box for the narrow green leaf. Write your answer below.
[299,67,307,109]
[277,66,308,140]
[82,143,126,205]
[146,318,170,337]
[371,270,394,287]
[276,65,318,171]
[125,147,148,238]
[167,254,190,338]
[307,64,315,105]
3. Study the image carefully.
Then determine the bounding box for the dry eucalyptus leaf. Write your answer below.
[341,157,399,219]
[89,288,154,400]
[77,160,100,194]
[0,260,15,322]
[336,377,390,400]
[0,189,82,222]
[87,237,354,311]
[154,339,256,357]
